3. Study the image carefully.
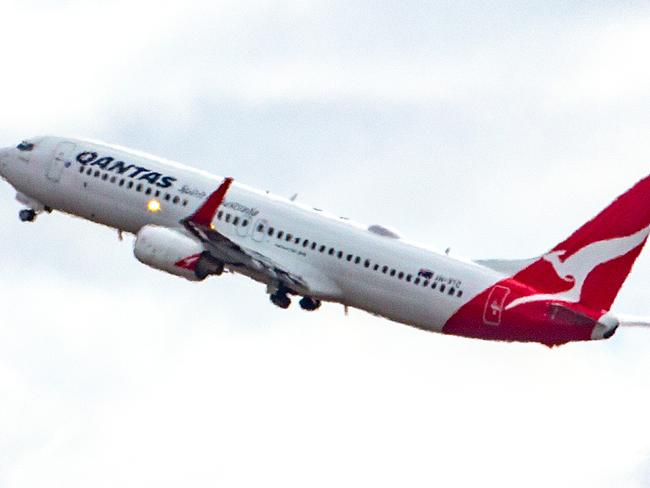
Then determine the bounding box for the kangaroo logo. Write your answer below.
[506,225,650,311]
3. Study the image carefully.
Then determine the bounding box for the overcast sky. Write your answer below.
[2,1,650,487]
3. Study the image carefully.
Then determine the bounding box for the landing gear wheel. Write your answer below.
[19,209,36,222]
[270,292,291,309]
[299,297,321,311]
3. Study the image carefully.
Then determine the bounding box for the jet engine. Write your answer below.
[134,225,208,281]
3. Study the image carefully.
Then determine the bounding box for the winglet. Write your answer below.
[186,177,234,227]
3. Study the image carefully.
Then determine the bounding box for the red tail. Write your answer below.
[509,175,650,311]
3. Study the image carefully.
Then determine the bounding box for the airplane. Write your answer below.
[1,135,649,347]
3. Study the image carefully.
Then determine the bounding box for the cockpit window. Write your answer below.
[16,141,34,152]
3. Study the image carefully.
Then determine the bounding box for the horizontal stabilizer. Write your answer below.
[616,314,650,328]
[475,257,538,276]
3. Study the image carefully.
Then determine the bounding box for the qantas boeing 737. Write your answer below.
[1,136,649,346]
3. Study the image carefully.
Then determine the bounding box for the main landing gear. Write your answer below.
[270,289,292,309]
[269,288,322,311]
[299,296,321,311]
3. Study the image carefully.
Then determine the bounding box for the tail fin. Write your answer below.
[495,175,650,312]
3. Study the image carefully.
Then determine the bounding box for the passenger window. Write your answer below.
[337,251,343,259]
[440,284,446,293]
[457,290,463,298]
[354,256,361,264]
[256,223,263,231]
[423,280,429,287]
[145,187,152,195]
[414,277,420,285]
[286,234,293,241]
[119,179,125,187]
[217,211,223,220]
[155,190,160,197]
[390,269,396,277]
[242,219,249,227]
[319,245,326,253]
[311,242,317,250]
[449,287,455,295]
[364,259,370,268]
[346,254,353,262]
[267,227,274,236]
[303,240,309,247]
[182,200,188,207]
[136,184,143,192]
[94,170,100,178]
[226,214,231,223]
[382,265,388,274]
[79,166,84,173]
[431,282,437,289]
[86,168,92,176]
[373,264,379,271]
[128,181,134,189]
[110,176,116,183]
[277,230,283,239]
[398,272,404,280]
[406,274,412,282]
[102,173,108,181]
[329,248,335,256]
[173,196,180,204]
[164,193,170,200]
[294,237,300,244]
[233,216,240,226]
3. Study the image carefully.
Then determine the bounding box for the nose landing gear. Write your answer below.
[19,209,37,222]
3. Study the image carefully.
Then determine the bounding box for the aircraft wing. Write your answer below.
[180,177,310,293]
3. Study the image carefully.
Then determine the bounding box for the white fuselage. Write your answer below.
[0,136,506,333]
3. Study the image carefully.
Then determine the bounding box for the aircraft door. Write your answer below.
[47,141,76,182]
[252,218,268,242]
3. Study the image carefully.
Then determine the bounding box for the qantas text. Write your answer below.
[76,152,177,189]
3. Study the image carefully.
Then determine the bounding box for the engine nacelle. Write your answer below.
[134,225,206,281]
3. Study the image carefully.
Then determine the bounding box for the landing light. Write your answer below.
[210,223,216,230]
[147,200,161,213]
